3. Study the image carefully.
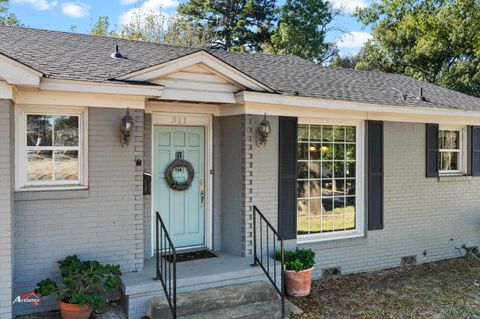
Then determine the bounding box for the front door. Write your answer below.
[154,125,205,248]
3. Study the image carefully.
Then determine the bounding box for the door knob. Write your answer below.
[200,180,205,208]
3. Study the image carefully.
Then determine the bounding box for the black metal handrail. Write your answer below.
[154,212,177,319]
[252,205,285,318]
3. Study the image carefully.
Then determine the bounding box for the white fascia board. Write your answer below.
[40,78,164,97]
[238,91,480,120]
[117,51,273,93]
[0,54,42,87]
[0,81,15,100]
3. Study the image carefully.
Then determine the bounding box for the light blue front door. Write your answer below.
[154,126,205,248]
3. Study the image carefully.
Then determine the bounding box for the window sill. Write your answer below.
[296,231,365,244]
[14,187,89,201]
[438,175,472,182]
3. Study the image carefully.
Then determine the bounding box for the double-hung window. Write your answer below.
[438,125,466,175]
[16,107,88,190]
[296,120,364,241]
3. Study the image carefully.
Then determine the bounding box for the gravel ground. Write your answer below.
[290,256,480,319]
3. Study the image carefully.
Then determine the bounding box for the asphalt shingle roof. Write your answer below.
[1,25,480,112]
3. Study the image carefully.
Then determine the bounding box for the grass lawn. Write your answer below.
[290,256,480,319]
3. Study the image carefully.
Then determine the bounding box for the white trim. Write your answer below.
[0,81,15,100]
[295,119,365,243]
[40,78,164,97]
[117,51,273,92]
[0,53,42,86]
[150,112,214,255]
[238,91,480,121]
[15,105,89,191]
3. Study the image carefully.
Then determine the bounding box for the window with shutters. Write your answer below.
[297,120,365,242]
[438,125,467,175]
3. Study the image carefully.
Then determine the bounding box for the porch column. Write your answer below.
[0,99,15,318]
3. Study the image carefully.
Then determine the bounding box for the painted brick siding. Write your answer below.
[251,119,480,277]
[0,100,14,319]
[14,107,144,315]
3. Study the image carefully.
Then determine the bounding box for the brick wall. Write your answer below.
[249,119,480,277]
[14,107,144,315]
[0,100,14,319]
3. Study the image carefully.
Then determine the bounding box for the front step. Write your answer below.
[148,282,287,319]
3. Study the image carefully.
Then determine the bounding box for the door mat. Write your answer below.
[163,250,217,263]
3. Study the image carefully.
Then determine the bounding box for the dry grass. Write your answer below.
[290,256,480,319]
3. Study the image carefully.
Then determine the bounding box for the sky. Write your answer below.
[7,0,372,56]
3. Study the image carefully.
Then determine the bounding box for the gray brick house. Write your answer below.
[0,26,479,319]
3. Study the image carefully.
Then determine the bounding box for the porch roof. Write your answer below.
[1,25,480,112]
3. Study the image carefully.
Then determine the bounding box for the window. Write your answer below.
[297,121,364,241]
[16,107,88,190]
[438,126,466,175]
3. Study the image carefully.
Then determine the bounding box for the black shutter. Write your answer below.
[278,116,298,240]
[426,124,439,177]
[367,121,384,231]
[471,126,480,176]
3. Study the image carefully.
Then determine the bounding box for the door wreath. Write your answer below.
[165,159,195,191]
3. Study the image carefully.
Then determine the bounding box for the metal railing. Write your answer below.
[154,212,177,319]
[251,205,285,318]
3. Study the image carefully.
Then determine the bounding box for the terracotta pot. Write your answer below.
[59,301,92,319]
[284,267,313,297]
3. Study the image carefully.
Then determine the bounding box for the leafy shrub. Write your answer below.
[276,248,315,272]
[35,255,122,311]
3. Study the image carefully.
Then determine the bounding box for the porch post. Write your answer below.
[0,99,15,319]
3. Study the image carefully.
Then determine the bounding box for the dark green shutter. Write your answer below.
[426,124,439,177]
[367,121,384,231]
[471,126,480,176]
[278,116,298,240]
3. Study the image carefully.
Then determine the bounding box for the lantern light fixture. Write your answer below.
[120,108,135,148]
[256,113,271,147]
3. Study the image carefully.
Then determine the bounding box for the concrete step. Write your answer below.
[148,282,280,319]
[179,300,283,319]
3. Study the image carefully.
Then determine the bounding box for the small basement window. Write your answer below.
[16,107,88,190]
[438,125,466,175]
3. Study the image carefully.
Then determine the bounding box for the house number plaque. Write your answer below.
[170,116,187,124]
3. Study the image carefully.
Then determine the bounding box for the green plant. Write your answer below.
[35,255,122,311]
[276,248,315,272]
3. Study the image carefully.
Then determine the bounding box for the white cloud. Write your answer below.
[118,0,179,25]
[337,31,372,50]
[61,1,90,18]
[120,0,138,5]
[330,0,368,14]
[13,0,58,11]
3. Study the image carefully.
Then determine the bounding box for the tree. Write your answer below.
[117,9,169,42]
[0,0,22,26]
[270,0,338,63]
[90,16,111,37]
[177,0,276,51]
[355,0,480,97]
[163,14,212,48]
[330,53,359,69]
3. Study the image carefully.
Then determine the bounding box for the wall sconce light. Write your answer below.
[256,113,271,147]
[120,108,135,148]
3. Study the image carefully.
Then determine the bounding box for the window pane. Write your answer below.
[346,161,356,178]
[54,116,79,146]
[322,179,333,196]
[297,143,309,160]
[54,150,79,181]
[298,181,309,198]
[346,126,356,142]
[297,200,308,218]
[310,180,321,197]
[298,125,309,141]
[309,162,321,178]
[346,197,356,230]
[27,115,53,146]
[334,161,345,178]
[332,179,345,196]
[333,197,346,231]
[309,143,321,160]
[346,179,356,196]
[439,151,458,171]
[27,150,52,181]
[321,162,333,178]
[310,125,321,141]
[298,162,308,179]
[334,126,345,142]
[345,144,355,160]
[334,144,345,160]
[322,125,333,142]
[322,143,333,160]
[439,130,460,150]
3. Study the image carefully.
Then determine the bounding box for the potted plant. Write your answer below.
[276,248,315,297]
[35,255,122,319]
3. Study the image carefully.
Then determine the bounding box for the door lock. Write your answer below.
[200,180,205,208]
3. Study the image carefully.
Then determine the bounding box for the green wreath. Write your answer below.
[165,159,195,191]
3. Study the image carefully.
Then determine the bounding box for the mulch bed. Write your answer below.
[290,256,480,319]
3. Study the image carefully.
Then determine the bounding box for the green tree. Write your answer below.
[270,0,338,63]
[355,0,480,97]
[90,16,111,37]
[163,14,211,48]
[177,0,276,51]
[0,0,22,26]
[330,53,359,69]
